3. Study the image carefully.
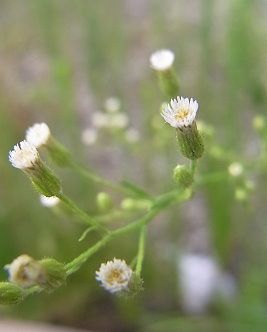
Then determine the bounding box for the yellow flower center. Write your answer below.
[106,268,124,284]
[175,108,189,121]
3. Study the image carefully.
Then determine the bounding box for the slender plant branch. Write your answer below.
[135,225,147,277]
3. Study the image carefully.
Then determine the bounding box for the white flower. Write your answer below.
[161,96,198,128]
[96,258,133,293]
[9,140,39,169]
[81,128,98,146]
[105,97,121,113]
[26,123,51,148]
[228,162,243,177]
[40,195,60,207]
[92,111,109,128]
[150,49,175,71]
[178,254,219,314]
[6,255,45,288]
[109,113,129,129]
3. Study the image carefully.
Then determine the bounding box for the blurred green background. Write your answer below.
[1,0,267,331]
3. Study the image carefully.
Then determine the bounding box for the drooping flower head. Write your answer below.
[26,122,51,148]
[161,96,198,129]
[96,258,133,293]
[9,140,39,169]
[5,255,46,288]
[150,49,175,71]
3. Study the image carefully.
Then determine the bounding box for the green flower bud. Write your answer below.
[46,137,72,168]
[235,188,247,202]
[150,49,179,99]
[96,192,113,212]
[173,165,194,188]
[176,122,204,160]
[253,115,265,132]
[38,258,67,291]
[121,198,151,211]
[0,282,24,305]
[29,159,61,197]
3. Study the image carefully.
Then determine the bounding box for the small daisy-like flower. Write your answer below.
[96,258,133,293]
[9,140,39,169]
[40,195,60,207]
[161,96,198,128]
[228,162,244,177]
[5,255,46,288]
[26,123,51,148]
[150,49,175,71]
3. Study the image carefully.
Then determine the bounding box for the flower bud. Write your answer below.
[253,115,265,132]
[0,282,24,305]
[173,164,194,188]
[176,123,204,160]
[96,192,113,212]
[6,255,46,288]
[121,198,151,211]
[46,137,72,168]
[235,188,247,202]
[228,162,244,177]
[38,258,67,291]
[150,49,179,99]
[25,123,72,167]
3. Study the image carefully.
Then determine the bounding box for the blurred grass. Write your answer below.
[1,0,267,331]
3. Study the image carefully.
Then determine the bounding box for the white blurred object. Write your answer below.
[104,97,121,113]
[178,253,219,314]
[81,128,98,146]
[109,113,129,129]
[91,111,109,128]
[40,195,60,208]
[150,49,175,71]
[125,128,140,143]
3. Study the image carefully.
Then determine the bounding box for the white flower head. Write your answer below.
[9,140,39,169]
[178,254,219,314]
[40,195,60,207]
[5,254,46,288]
[161,96,198,128]
[81,128,98,146]
[96,258,133,293]
[26,123,51,148]
[92,111,109,128]
[105,97,121,113]
[228,162,243,177]
[150,49,175,71]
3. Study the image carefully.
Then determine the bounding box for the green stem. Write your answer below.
[135,225,147,277]
[190,159,197,175]
[57,193,108,234]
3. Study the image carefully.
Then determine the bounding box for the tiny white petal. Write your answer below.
[150,49,175,71]
[26,123,51,148]
[96,258,132,293]
[161,96,199,128]
[9,140,39,169]
[40,195,60,207]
